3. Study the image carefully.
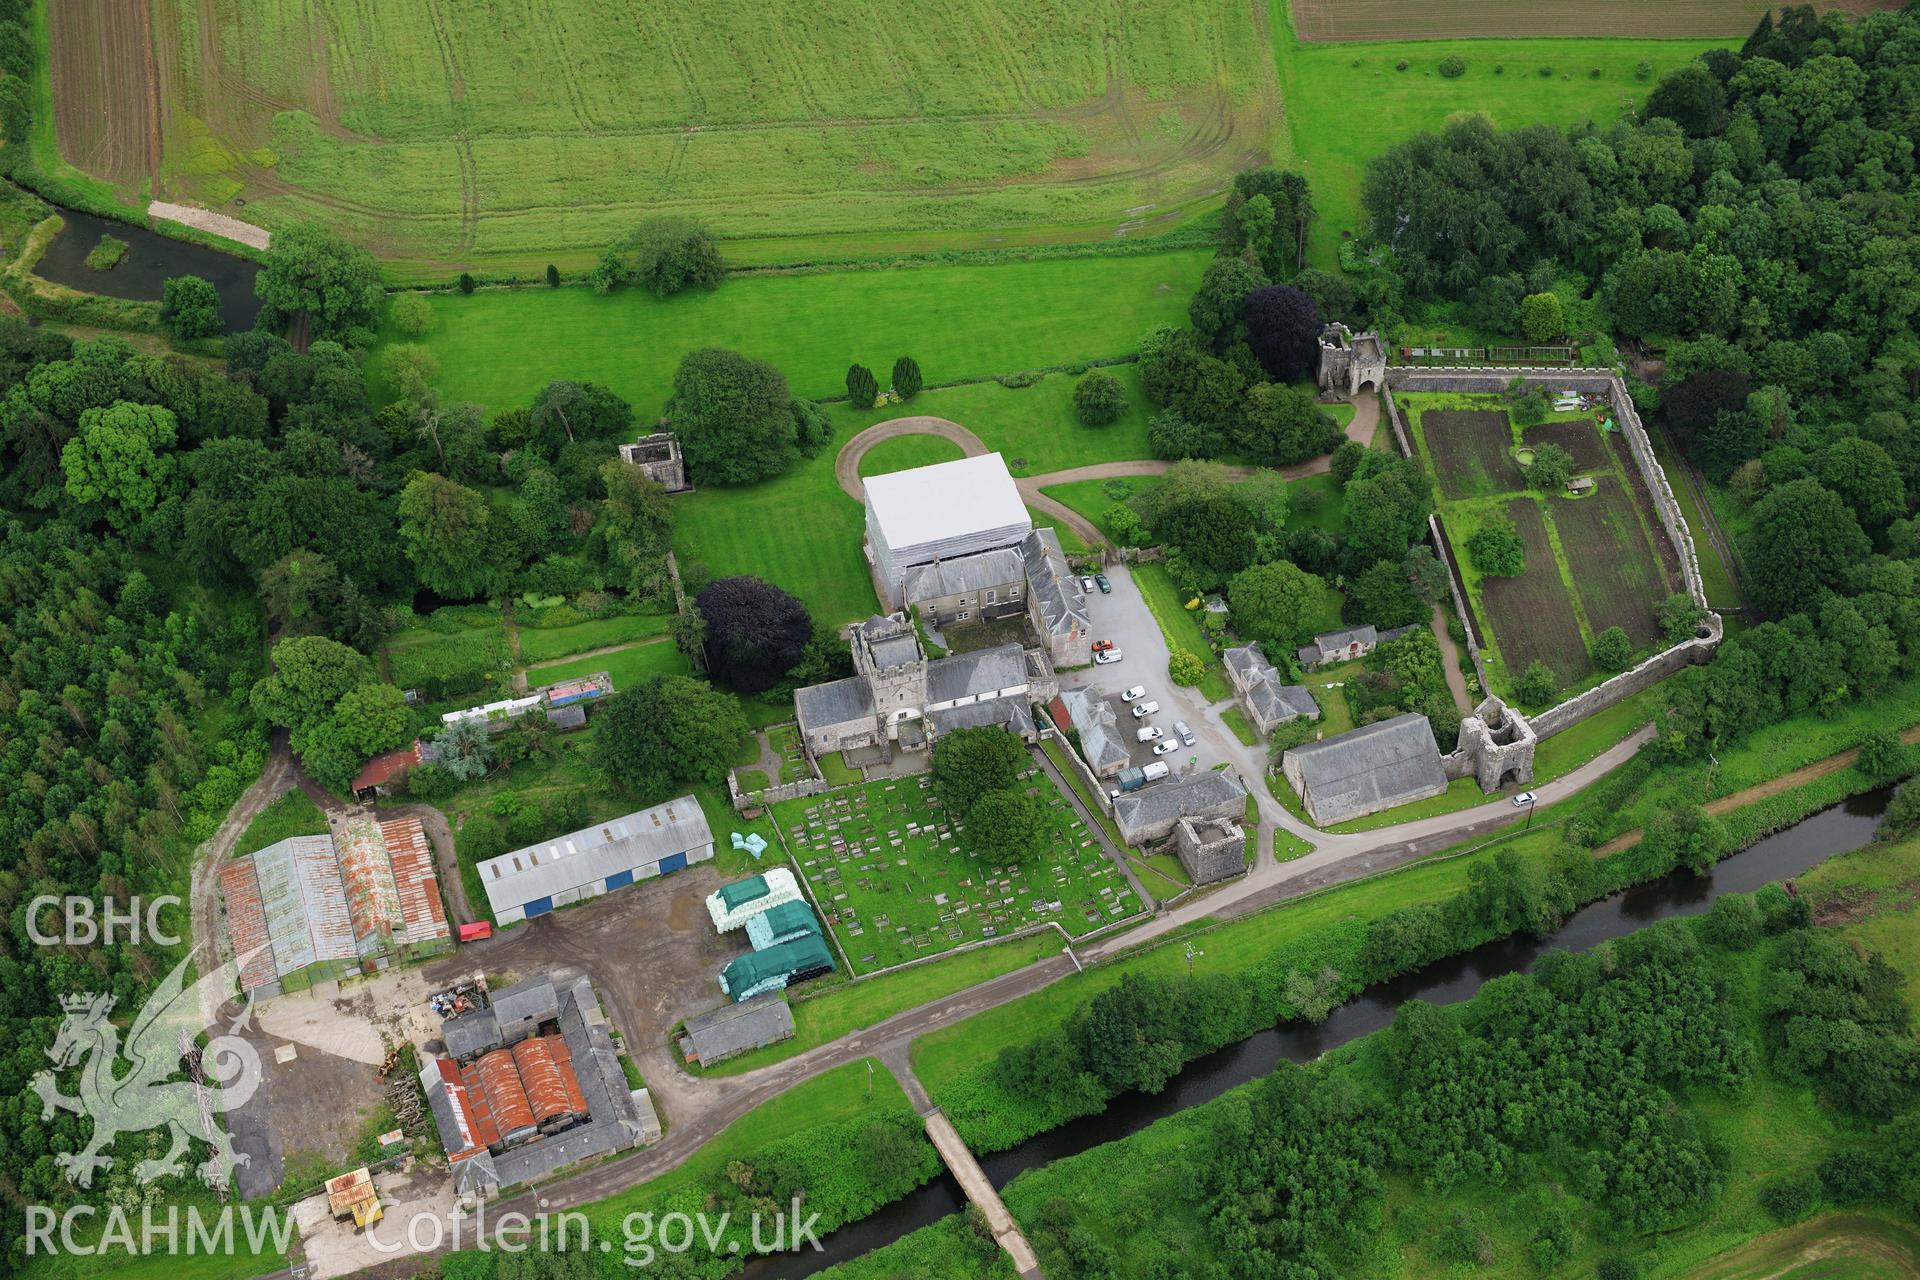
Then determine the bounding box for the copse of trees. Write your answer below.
[590,216,723,296]
[253,222,386,345]
[160,275,224,340]
[592,674,749,796]
[669,347,800,485]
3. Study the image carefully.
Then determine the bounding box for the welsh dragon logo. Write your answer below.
[32,949,264,1189]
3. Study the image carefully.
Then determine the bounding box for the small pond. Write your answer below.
[33,205,262,333]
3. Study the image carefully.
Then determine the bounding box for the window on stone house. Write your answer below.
[985,589,997,604]
[956,611,971,621]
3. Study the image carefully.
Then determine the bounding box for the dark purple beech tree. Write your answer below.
[695,574,814,693]
[1243,284,1323,382]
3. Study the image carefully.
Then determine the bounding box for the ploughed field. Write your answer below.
[69,0,1276,271]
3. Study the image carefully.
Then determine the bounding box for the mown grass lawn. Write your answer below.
[831,361,1160,474]
[1268,2,1731,270]
[402,253,1207,416]
[528,637,691,690]
[855,432,967,478]
[515,611,674,663]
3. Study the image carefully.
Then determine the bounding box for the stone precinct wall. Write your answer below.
[1384,368,1708,610]
[1383,367,1723,744]
[1529,618,1722,738]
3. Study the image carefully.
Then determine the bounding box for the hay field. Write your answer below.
[1291,0,1901,41]
[107,0,1276,274]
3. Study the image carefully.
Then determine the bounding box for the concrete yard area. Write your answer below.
[426,860,756,1139]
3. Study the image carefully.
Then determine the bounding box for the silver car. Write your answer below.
[1174,720,1196,747]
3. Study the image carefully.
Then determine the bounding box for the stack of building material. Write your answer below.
[705,868,802,932]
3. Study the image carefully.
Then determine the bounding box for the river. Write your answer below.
[747,786,1893,1277]
[32,205,262,333]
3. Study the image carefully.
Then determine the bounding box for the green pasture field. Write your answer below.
[1266,3,1732,268]
[576,1058,907,1232]
[514,611,674,663]
[1400,392,1676,698]
[400,254,1201,424]
[138,0,1273,275]
[233,789,329,857]
[775,771,1141,974]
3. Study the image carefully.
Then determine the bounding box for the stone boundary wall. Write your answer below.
[1383,367,1722,744]
[1384,368,1708,609]
[1529,621,1722,737]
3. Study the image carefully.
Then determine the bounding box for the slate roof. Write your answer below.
[1020,528,1090,640]
[1251,682,1320,725]
[926,643,1026,705]
[680,995,796,1066]
[442,1008,504,1061]
[930,696,1029,738]
[478,795,713,915]
[1282,713,1446,824]
[903,548,1024,601]
[1057,687,1129,773]
[795,675,875,729]
[1113,770,1247,842]
[1224,644,1318,728]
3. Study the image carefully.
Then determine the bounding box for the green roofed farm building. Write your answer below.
[720,934,837,1002]
[746,899,822,951]
[705,868,802,932]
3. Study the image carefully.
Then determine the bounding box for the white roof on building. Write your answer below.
[479,795,713,914]
[864,453,1030,553]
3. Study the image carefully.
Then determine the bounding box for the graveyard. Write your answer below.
[774,769,1144,974]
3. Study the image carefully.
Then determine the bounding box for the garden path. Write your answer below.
[834,393,1381,550]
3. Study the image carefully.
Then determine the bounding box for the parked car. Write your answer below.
[1081,575,1097,593]
[1121,685,1148,702]
[1512,791,1538,807]
[1174,720,1196,746]
[1136,725,1164,742]
[1094,572,1112,594]
[1090,639,1115,653]
[1094,648,1124,665]
[1152,740,1181,755]
[1131,699,1160,718]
